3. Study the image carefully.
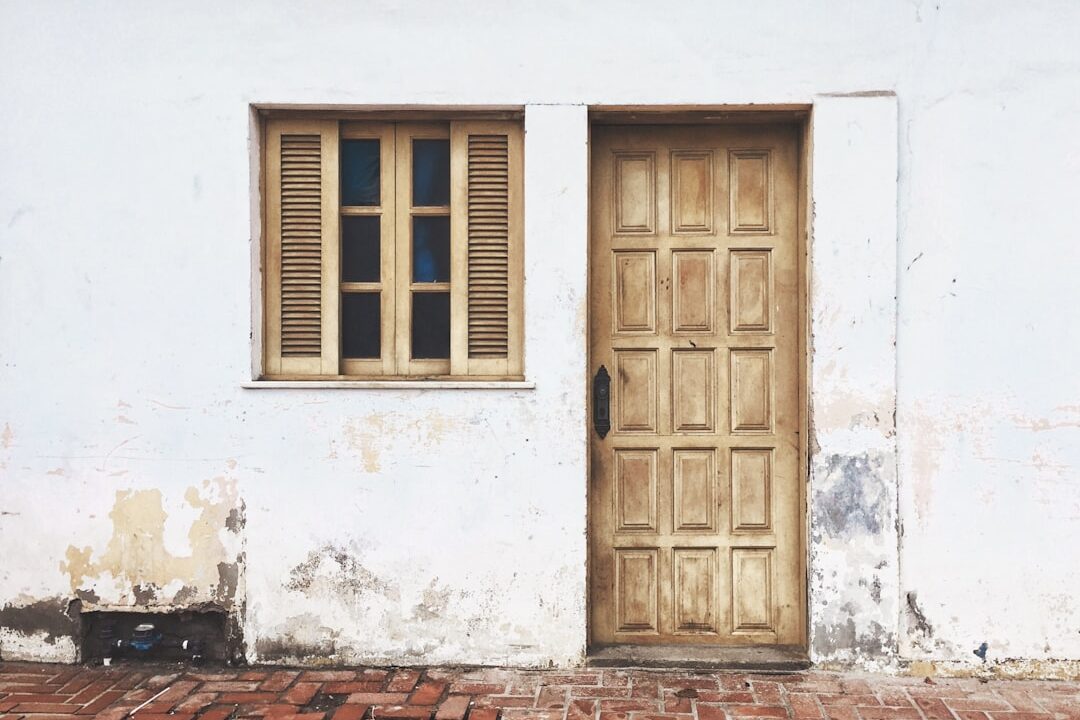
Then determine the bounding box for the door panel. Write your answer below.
[589,124,804,647]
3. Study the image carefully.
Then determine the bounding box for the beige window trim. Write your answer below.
[261,114,525,382]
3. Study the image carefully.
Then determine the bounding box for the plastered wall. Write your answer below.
[1,0,1079,673]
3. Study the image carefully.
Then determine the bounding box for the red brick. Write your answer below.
[372,705,434,719]
[986,714,1055,720]
[203,682,263,693]
[748,682,781,705]
[788,693,823,719]
[386,672,422,694]
[173,692,218,713]
[952,713,991,720]
[568,688,628,699]
[697,692,756,704]
[345,693,409,705]
[534,687,566,708]
[469,709,499,720]
[199,705,240,720]
[301,672,356,683]
[912,697,953,720]
[12,703,83,713]
[449,685,505,696]
[854,708,921,720]
[696,705,730,720]
[332,706,368,720]
[435,696,471,720]
[564,699,594,720]
[76,690,125,715]
[0,684,58,694]
[817,695,880,707]
[994,690,1049,713]
[823,708,858,720]
[3,694,76,704]
[597,700,659,712]
[543,674,600,687]
[946,697,1013,712]
[132,714,194,720]
[283,683,322,706]
[473,697,533,709]
[726,708,788,719]
[57,674,95,696]
[219,692,281,704]
[261,671,302,693]
[323,683,383,695]
[410,681,447,706]
[241,671,272,682]
[69,682,116,706]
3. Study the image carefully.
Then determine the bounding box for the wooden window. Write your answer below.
[262,117,524,380]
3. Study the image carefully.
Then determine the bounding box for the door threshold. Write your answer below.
[587,644,810,672]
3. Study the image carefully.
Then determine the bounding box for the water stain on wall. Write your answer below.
[59,476,244,609]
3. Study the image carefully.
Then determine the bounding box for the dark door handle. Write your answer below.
[593,365,611,439]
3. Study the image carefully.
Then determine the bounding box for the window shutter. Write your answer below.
[450,120,524,378]
[263,119,340,377]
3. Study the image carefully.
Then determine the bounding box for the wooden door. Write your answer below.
[588,123,804,648]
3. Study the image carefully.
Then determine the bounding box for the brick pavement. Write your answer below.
[0,662,1077,720]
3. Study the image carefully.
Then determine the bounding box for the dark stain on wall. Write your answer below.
[0,597,81,646]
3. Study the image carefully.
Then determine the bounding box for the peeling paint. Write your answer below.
[59,476,243,609]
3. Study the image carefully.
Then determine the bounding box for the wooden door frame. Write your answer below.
[584,106,813,655]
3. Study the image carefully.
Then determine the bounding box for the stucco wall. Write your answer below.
[1,0,1079,671]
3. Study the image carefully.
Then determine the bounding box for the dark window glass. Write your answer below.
[341,139,380,206]
[411,292,450,359]
[342,292,380,358]
[412,216,451,283]
[341,216,380,283]
[412,139,450,206]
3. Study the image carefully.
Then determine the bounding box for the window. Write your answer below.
[261,116,524,380]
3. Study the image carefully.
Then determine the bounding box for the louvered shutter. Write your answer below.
[450,121,524,378]
[263,119,340,377]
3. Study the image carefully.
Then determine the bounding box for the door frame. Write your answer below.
[584,106,813,655]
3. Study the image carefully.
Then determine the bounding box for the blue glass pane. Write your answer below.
[411,292,450,359]
[412,139,450,206]
[412,216,451,283]
[341,139,380,206]
[342,216,380,283]
[342,292,380,359]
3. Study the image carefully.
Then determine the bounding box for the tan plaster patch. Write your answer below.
[59,476,241,606]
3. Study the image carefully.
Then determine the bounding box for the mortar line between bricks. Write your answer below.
[906,686,931,720]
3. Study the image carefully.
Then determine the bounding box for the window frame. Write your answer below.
[258,110,525,382]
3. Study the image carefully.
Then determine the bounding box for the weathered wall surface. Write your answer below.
[1,0,1079,670]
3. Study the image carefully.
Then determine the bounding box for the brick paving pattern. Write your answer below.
[0,662,1077,720]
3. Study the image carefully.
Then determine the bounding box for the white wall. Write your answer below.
[1,0,1079,670]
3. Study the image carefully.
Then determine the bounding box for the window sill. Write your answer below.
[242,380,536,390]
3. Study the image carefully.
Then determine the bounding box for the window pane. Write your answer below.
[342,216,380,283]
[412,139,450,207]
[411,292,450,359]
[412,216,451,283]
[342,292,380,359]
[341,139,380,206]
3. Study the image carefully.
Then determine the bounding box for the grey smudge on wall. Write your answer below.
[812,617,894,658]
[286,543,398,600]
[813,453,889,538]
